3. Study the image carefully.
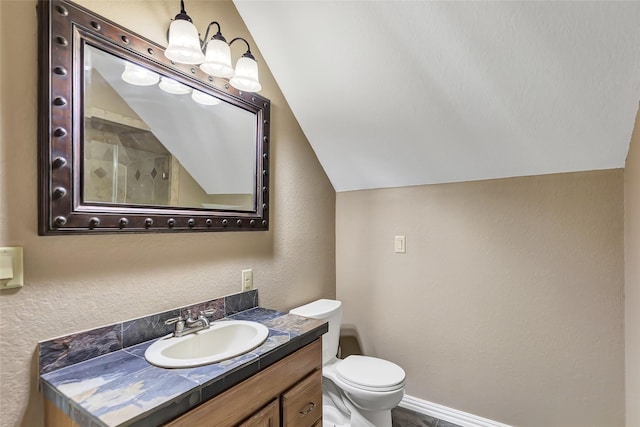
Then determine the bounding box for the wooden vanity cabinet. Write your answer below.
[238,399,279,427]
[44,400,80,427]
[165,338,323,427]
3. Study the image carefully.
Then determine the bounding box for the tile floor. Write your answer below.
[392,407,462,427]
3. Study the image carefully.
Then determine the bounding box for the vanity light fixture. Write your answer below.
[165,0,262,93]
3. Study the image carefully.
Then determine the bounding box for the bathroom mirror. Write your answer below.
[38,0,270,234]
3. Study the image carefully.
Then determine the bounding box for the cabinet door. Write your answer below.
[281,369,322,427]
[238,400,279,427]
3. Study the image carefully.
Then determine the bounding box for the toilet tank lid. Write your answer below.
[290,299,342,319]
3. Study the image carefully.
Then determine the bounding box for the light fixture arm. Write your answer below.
[202,21,227,48]
[173,0,192,22]
[229,37,255,60]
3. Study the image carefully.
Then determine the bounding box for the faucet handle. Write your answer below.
[165,315,185,336]
[164,316,184,326]
[200,309,216,318]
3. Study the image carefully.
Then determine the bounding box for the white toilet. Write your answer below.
[290,299,406,427]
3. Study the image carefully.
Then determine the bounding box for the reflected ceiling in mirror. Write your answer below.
[38,0,270,234]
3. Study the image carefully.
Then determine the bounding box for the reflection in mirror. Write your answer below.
[83,45,257,211]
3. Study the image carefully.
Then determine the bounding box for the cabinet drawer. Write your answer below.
[281,369,322,427]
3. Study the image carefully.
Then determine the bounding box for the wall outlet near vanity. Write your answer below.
[242,269,254,291]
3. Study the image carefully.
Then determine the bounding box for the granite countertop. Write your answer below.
[41,308,327,427]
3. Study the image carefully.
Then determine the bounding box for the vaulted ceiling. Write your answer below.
[234,1,640,192]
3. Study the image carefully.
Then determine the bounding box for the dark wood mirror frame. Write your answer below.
[38,0,270,234]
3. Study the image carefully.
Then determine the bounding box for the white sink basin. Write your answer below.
[144,320,269,368]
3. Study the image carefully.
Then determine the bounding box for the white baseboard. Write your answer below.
[399,395,513,427]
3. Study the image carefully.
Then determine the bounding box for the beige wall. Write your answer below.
[625,105,640,427]
[0,2,335,426]
[337,170,625,427]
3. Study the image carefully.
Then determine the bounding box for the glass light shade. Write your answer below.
[158,76,192,95]
[192,90,222,106]
[165,19,205,64]
[121,62,160,86]
[200,39,234,78]
[229,56,262,92]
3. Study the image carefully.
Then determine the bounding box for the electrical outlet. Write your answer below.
[242,269,253,291]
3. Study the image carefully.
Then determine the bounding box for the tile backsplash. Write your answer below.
[38,289,258,375]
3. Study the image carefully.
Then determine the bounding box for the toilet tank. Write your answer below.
[290,299,342,365]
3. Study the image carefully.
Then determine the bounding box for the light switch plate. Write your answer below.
[394,236,406,253]
[0,247,24,289]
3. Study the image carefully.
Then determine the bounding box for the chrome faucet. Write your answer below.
[165,309,216,337]
[185,309,210,328]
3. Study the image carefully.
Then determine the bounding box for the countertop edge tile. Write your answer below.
[125,388,201,427]
[41,381,70,417]
[219,358,261,394]
[69,400,110,427]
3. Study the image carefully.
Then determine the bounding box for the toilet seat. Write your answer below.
[335,355,405,392]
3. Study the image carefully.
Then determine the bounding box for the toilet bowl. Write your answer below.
[290,299,406,427]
